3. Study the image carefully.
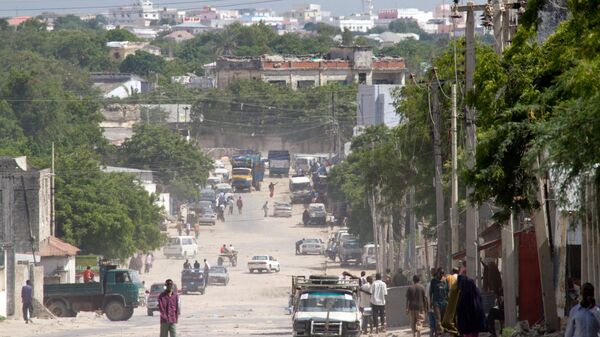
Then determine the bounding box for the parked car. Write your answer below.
[307,203,326,226]
[181,269,206,295]
[147,282,178,316]
[248,255,280,273]
[208,266,230,286]
[199,188,216,204]
[163,236,198,259]
[338,237,362,265]
[299,238,325,255]
[198,200,214,212]
[362,244,377,267]
[273,201,293,217]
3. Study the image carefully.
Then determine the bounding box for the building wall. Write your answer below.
[0,251,6,317]
[40,256,75,284]
[357,84,403,128]
[106,79,143,99]
[12,264,43,320]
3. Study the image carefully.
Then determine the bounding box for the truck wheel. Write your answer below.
[121,307,134,321]
[147,309,153,316]
[47,300,70,317]
[104,300,126,321]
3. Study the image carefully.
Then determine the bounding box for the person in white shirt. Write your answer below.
[370,272,388,333]
[360,276,374,334]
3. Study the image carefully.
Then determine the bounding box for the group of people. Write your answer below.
[182,258,211,287]
[219,243,236,254]
[128,252,154,274]
[343,271,389,334]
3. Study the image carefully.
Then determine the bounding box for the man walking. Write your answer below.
[370,272,388,333]
[360,276,374,334]
[158,279,180,337]
[430,268,449,336]
[262,201,269,217]
[406,275,428,337]
[145,253,153,274]
[203,259,210,287]
[21,280,33,323]
[236,196,243,214]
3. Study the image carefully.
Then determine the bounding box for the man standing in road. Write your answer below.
[406,275,428,337]
[145,253,153,274]
[262,201,269,217]
[360,276,373,334]
[268,182,277,198]
[21,280,33,324]
[203,259,210,287]
[193,260,200,269]
[295,238,304,255]
[158,279,180,337]
[236,196,243,214]
[370,272,388,333]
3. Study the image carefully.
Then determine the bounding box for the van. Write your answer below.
[163,236,198,259]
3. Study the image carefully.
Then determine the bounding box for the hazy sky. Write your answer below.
[0,0,445,17]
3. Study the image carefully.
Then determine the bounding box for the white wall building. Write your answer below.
[331,14,375,32]
[108,0,183,27]
[357,84,405,128]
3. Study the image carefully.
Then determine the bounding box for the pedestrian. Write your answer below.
[193,260,200,269]
[83,266,95,283]
[360,276,374,334]
[566,282,600,337]
[183,259,191,269]
[455,275,486,337]
[406,275,428,337]
[485,290,504,337]
[203,259,210,287]
[145,253,153,273]
[430,268,448,336]
[302,209,309,226]
[158,279,180,337]
[393,268,408,287]
[176,222,182,236]
[295,238,304,255]
[459,260,467,276]
[384,268,393,286]
[370,272,388,333]
[236,196,243,214]
[359,271,367,287]
[185,222,191,236]
[194,223,200,239]
[268,182,277,198]
[21,280,33,324]
[262,201,269,217]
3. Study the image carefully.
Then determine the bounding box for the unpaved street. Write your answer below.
[2,176,333,337]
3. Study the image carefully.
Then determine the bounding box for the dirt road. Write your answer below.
[2,176,333,337]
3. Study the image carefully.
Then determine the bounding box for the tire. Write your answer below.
[47,300,70,317]
[276,266,281,273]
[147,309,153,316]
[104,300,127,321]
[121,307,134,321]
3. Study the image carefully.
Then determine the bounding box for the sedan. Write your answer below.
[208,266,230,285]
[299,238,325,255]
[147,282,178,316]
[273,202,292,217]
[198,210,216,225]
[248,255,280,273]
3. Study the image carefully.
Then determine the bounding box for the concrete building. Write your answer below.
[163,30,195,42]
[106,41,161,61]
[0,157,52,318]
[172,22,212,35]
[377,8,437,34]
[283,4,323,23]
[37,236,80,284]
[356,84,404,129]
[330,14,374,32]
[91,73,154,99]
[209,47,405,90]
[108,0,184,27]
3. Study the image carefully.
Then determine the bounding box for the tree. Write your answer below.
[342,28,353,45]
[120,50,166,76]
[388,18,428,37]
[104,28,140,42]
[118,124,213,200]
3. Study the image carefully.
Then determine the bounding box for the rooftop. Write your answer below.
[38,236,80,257]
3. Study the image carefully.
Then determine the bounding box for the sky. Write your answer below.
[0,0,445,17]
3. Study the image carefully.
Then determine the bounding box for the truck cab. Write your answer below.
[268,150,291,177]
[289,176,313,204]
[231,167,253,192]
[291,275,362,337]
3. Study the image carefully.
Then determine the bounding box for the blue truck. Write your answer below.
[267,150,291,177]
[231,152,264,192]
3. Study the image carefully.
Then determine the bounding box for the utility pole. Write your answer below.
[450,84,459,256]
[330,92,336,160]
[430,72,447,270]
[464,2,480,284]
[51,142,55,237]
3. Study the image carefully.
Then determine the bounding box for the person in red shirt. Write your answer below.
[83,266,94,283]
[158,279,180,337]
[220,244,227,254]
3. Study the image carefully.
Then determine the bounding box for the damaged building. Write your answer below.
[205,46,406,90]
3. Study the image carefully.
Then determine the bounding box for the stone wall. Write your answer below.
[195,131,333,155]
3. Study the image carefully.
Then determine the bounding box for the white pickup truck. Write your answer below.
[248,255,280,273]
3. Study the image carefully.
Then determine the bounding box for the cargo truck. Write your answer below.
[268,150,290,177]
[44,259,144,321]
[231,152,264,192]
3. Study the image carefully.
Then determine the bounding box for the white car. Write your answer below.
[299,238,325,255]
[248,255,280,273]
[163,236,198,259]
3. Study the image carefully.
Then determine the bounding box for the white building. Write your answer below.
[37,236,80,284]
[91,73,153,99]
[356,84,405,128]
[108,0,183,27]
[331,14,375,32]
[284,4,323,23]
